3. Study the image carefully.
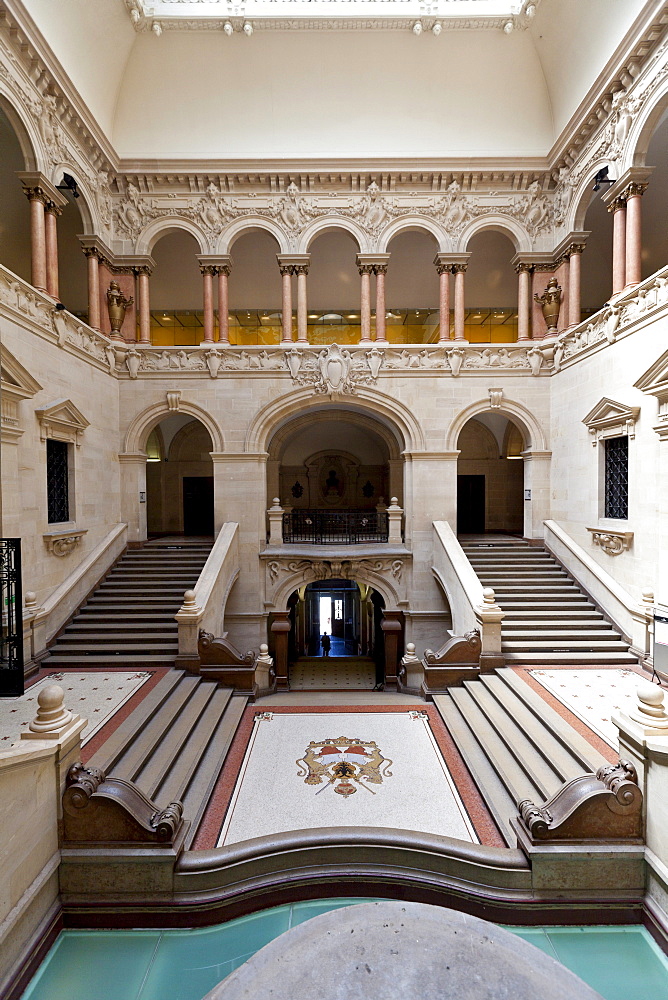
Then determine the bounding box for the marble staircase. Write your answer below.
[87,668,246,848]
[461,537,638,666]
[43,541,211,669]
[434,667,609,846]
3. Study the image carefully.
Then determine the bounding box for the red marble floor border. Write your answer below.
[192,703,505,851]
[508,665,651,764]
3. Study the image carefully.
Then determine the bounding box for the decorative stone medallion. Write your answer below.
[297,736,393,797]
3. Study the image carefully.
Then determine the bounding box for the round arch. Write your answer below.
[569,160,616,233]
[267,407,403,463]
[136,217,208,256]
[50,162,96,233]
[458,216,530,254]
[299,217,368,253]
[123,399,225,455]
[445,396,548,453]
[627,85,668,169]
[379,216,449,253]
[246,386,425,455]
[270,564,401,613]
[220,217,288,254]
[0,91,40,171]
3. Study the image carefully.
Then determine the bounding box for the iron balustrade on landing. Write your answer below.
[283,510,389,544]
[1,538,24,696]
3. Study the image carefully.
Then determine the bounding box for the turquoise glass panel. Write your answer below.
[545,927,668,1000]
[291,897,380,927]
[22,930,161,1000]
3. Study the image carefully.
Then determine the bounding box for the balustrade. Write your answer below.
[282,509,390,545]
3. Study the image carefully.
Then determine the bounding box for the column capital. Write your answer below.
[77,234,112,264]
[514,261,533,275]
[197,254,233,275]
[17,171,67,209]
[198,263,218,277]
[44,201,63,217]
[356,253,391,274]
[606,195,628,214]
[451,261,469,275]
[132,263,153,277]
[603,166,654,207]
[433,252,470,274]
[277,253,310,275]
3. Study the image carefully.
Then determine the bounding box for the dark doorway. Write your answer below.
[182,477,214,535]
[457,475,485,533]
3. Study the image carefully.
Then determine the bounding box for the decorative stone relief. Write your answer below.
[587,528,633,556]
[265,556,408,603]
[582,398,640,445]
[634,348,668,437]
[288,343,379,396]
[0,344,42,444]
[43,529,88,557]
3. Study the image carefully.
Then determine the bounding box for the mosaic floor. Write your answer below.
[0,671,152,748]
[217,710,478,847]
[529,668,646,747]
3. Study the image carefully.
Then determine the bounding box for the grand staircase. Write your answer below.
[435,667,610,846]
[86,669,246,848]
[44,541,211,668]
[461,536,638,666]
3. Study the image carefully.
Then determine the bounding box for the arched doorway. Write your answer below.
[456,415,525,535]
[146,415,214,537]
[284,579,387,690]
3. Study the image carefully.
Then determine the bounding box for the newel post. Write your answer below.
[268,498,284,546]
[386,497,403,544]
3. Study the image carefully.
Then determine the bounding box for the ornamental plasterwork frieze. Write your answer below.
[116,341,553,380]
[263,554,410,606]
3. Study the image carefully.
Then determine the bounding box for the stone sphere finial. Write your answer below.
[182,589,197,608]
[24,591,37,610]
[260,643,269,655]
[482,587,496,605]
[629,681,668,729]
[28,684,73,734]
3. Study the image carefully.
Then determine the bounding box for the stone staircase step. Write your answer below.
[503,651,638,665]
[502,639,625,650]
[47,642,178,654]
[433,694,517,846]
[44,654,177,666]
[503,630,621,641]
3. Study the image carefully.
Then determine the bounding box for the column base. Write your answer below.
[108,332,126,343]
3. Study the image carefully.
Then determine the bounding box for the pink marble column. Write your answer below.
[280,264,293,343]
[359,264,373,343]
[568,246,584,328]
[453,263,467,342]
[201,266,215,344]
[374,264,388,343]
[624,183,647,288]
[137,268,151,344]
[218,265,230,344]
[436,262,451,342]
[44,204,61,299]
[516,263,532,341]
[84,248,101,329]
[26,190,47,291]
[610,198,627,296]
[296,264,309,343]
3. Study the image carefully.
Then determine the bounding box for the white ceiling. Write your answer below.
[17,0,653,160]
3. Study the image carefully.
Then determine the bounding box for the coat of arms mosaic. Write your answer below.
[297,736,393,797]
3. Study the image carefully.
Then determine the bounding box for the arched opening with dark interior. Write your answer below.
[149,229,203,346]
[146,415,214,537]
[464,229,518,342]
[580,184,613,317]
[228,228,283,344]
[284,579,387,690]
[306,228,361,345]
[0,102,31,282]
[456,415,525,535]
[642,110,668,281]
[384,228,439,343]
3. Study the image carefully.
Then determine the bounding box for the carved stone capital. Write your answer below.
[357,263,374,276]
[607,195,627,214]
[451,262,468,274]
[199,263,218,276]
[279,263,295,277]
[623,181,649,199]
[514,261,533,275]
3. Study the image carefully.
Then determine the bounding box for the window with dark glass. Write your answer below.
[604,435,628,519]
[46,439,70,523]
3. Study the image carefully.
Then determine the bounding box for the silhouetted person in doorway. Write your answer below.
[321,632,331,657]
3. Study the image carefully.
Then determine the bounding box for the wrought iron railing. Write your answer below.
[1,538,24,696]
[283,510,389,544]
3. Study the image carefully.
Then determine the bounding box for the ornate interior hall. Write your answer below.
[2,1,668,998]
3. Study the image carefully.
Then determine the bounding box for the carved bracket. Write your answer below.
[515,760,642,844]
[43,529,88,556]
[587,527,633,556]
[421,629,482,694]
[62,762,186,846]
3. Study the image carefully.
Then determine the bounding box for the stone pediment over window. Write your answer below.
[634,351,668,437]
[1,345,42,444]
[35,399,90,447]
[582,398,640,446]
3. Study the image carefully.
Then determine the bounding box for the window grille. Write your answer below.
[604,436,628,519]
[47,439,70,523]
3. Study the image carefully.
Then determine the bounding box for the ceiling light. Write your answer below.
[223,20,233,35]
[152,20,163,36]
[432,22,442,36]
[412,20,423,35]
[525,3,537,17]
[243,21,253,36]
[503,20,514,33]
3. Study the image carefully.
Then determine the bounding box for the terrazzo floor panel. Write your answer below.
[289,659,375,690]
[529,667,647,747]
[0,671,152,747]
[216,710,478,846]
